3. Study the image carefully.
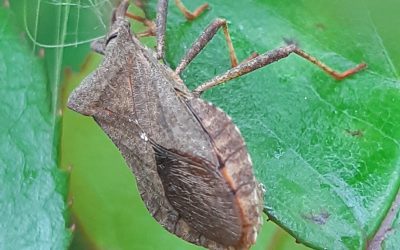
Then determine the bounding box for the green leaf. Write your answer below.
[160,0,400,249]
[0,6,70,250]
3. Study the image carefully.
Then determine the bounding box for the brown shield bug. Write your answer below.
[67,0,365,249]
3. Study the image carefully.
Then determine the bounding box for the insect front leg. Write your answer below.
[125,12,156,37]
[155,0,168,59]
[192,43,366,96]
[156,0,209,60]
[174,0,209,21]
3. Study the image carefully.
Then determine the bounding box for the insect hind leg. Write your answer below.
[192,43,366,96]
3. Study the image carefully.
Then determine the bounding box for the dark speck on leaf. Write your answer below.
[345,129,364,138]
[302,211,330,225]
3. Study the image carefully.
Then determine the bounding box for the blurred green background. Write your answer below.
[3,0,400,249]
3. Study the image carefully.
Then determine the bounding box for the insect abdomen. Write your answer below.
[187,98,264,249]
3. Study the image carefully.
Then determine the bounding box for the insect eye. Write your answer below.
[105,32,118,46]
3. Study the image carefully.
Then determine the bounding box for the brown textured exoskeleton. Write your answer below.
[67,0,366,249]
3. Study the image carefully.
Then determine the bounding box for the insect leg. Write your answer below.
[155,0,169,59]
[294,49,366,80]
[125,12,156,37]
[156,0,208,60]
[175,0,209,21]
[192,44,366,96]
[175,18,239,74]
